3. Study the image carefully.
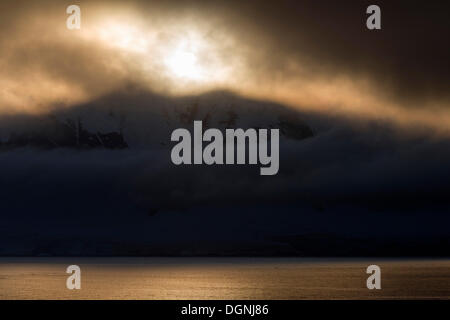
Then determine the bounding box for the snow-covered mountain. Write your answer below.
[0,89,314,150]
[1,88,449,256]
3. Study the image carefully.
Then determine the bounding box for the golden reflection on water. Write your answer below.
[0,258,449,300]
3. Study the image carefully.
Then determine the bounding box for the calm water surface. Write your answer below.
[0,258,449,299]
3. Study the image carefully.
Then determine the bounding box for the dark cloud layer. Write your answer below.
[1,89,449,246]
[220,0,450,104]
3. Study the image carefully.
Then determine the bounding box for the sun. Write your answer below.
[89,19,229,86]
[164,41,205,81]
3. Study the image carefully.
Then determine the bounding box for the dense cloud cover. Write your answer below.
[1,1,450,127]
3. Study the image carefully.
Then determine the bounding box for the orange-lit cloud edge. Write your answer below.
[1,3,449,135]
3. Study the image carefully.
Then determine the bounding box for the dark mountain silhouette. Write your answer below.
[0,88,315,150]
[0,88,449,257]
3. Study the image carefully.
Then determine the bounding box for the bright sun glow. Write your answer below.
[87,19,232,87]
[164,44,204,81]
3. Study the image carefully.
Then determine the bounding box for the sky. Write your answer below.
[1,0,450,130]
